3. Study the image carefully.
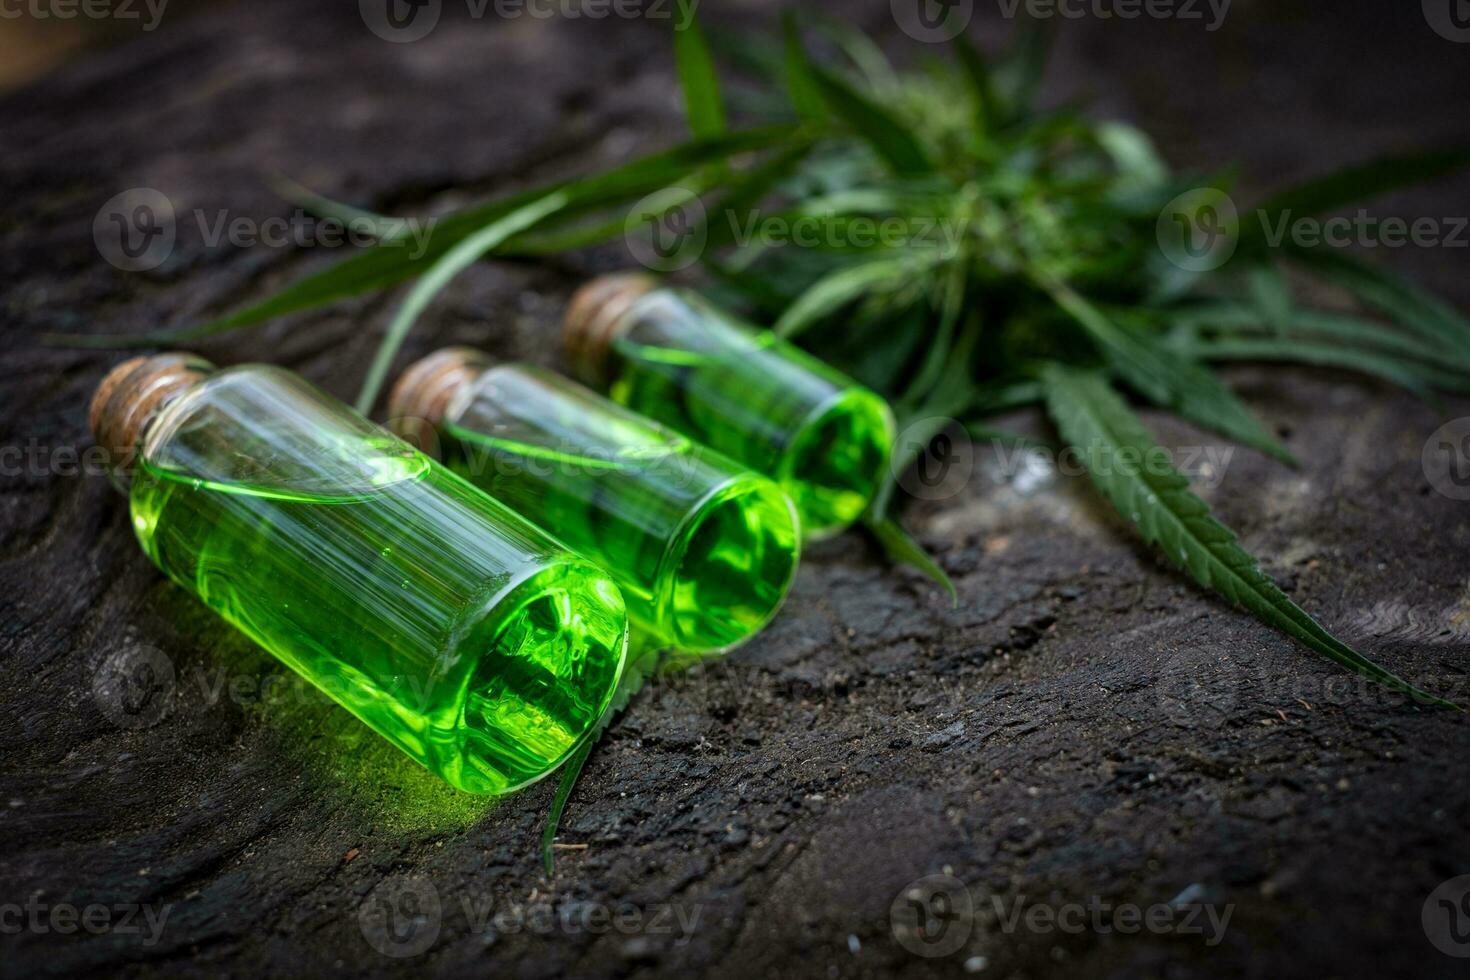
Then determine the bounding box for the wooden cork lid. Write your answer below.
[386,347,489,455]
[562,272,656,387]
[89,353,211,477]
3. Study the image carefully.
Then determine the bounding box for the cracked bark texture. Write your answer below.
[2,1,1469,978]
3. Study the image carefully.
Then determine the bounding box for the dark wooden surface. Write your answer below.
[3,2,1469,977]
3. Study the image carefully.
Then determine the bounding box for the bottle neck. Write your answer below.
[387,347,490,456]
[89,353,212,486]
[563,272,658,388]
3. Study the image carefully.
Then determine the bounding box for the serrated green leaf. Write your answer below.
[1171,302,1452,367]
[1045,280,1295,464]
[1170,337,1463,396]
[1041,364,1453,708]
[1287,245,1470,367]
[867,517,957,606]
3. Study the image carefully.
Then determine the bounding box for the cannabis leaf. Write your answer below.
[1040,365,1454,708]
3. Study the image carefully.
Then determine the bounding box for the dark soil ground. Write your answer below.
[2,1,1469,977]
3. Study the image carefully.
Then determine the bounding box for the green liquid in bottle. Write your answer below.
[121,363,626,795]
[426,360,799,655]
[604,290,895,539]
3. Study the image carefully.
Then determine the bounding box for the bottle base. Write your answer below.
[450,563,628,795]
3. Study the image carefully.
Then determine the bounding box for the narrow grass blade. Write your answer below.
[1041,364,1454,708]
[997,19,1051,123]
[704,139,816,249]
[354,192,569,413]
[540,651,650,874]
[1241,146,1470,254]
[540,737,593,875]
[795,48,933,176]
[673,0,727,140]
[952,34,1001,135]
[774,254,941,339]
[47,129,795,348]
[867,517,957,605]
[810,11,899,92]
[271,175,411,241]
[899,259,968,407]
[781,12,827,123]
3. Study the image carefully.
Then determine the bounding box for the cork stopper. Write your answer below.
[89,353,211,478]
[562,272,657,387]
[386,347,489,455]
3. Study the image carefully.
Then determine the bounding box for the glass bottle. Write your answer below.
[390,349,800,656]
[563,273,897,539]
[90,353,627,795]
